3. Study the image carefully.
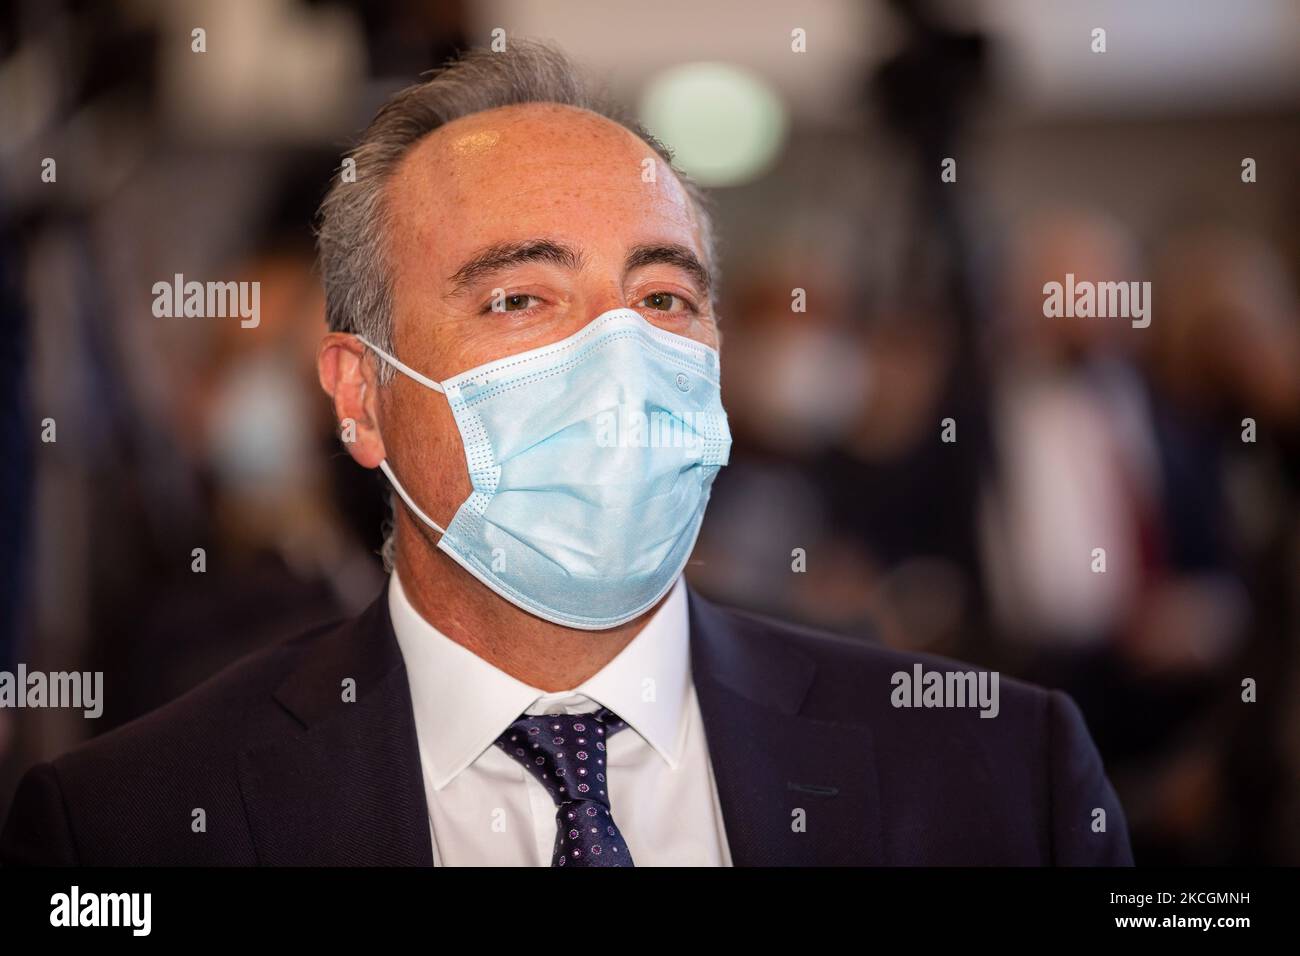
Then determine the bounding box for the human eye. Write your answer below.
[637,291,695,313]
[483,292,542,314]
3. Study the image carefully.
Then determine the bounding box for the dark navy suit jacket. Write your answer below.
[0,585,1133,865]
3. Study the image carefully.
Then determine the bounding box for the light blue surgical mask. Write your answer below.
[358,308,732,630]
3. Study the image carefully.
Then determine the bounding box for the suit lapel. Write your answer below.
[688,588,883,865]
[237,587,433,866]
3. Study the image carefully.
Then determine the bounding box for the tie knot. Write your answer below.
[494,707,636,865]
[494,707,628,808]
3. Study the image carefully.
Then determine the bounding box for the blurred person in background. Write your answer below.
[1133,225,1300,863]
[982,207,1159,656]
[981,208,1300,863]
[113,237,386,723]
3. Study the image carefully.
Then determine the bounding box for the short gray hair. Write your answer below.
[314,41,716,569]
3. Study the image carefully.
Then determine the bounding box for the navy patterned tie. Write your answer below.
[494,707,635,867]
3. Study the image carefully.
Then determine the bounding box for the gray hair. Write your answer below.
[314,41,716,570]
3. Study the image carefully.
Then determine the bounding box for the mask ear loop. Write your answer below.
[356,335,448,536]
[378,460,446,536]
[356,335,445,393]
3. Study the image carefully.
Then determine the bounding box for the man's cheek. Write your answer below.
[402,415,472,513]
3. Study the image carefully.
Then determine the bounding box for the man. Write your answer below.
[1,43,1131,866]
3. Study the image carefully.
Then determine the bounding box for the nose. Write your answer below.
[572,283,626,328]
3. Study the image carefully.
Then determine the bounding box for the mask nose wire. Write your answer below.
[354,335,449,536]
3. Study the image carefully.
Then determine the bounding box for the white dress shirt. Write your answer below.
[387,570,733,866]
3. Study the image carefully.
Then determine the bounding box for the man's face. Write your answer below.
[372,102,717,537]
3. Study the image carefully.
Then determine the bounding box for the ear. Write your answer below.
[317,332,386,468]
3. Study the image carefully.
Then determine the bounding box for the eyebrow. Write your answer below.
[447,239,584,296]
[625,243,712,297]
[445,238,712,299]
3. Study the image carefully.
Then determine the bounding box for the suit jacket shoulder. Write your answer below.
[1,591,430,866]
[1,620,332,865]
[689,595,1133,865]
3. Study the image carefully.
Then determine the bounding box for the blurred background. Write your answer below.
[2,0,1298,865]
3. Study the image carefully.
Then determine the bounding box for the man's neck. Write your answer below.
[393,524,657,692]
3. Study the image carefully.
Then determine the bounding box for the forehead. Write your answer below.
[384,102,701,260]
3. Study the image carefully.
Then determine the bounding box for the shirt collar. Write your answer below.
[388,571,691,790]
